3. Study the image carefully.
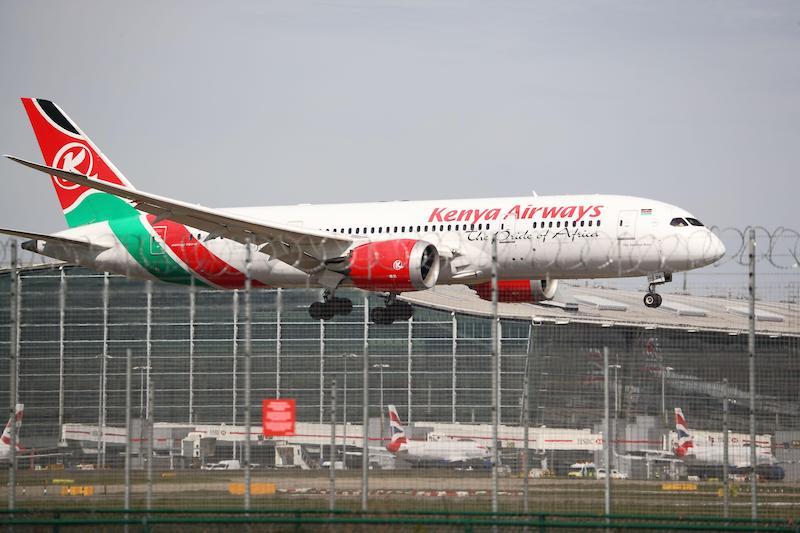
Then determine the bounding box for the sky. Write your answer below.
[1,1,799,235]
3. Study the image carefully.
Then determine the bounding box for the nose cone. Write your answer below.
[705,233,726,264]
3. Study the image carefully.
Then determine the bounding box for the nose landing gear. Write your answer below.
[643,272,671,308]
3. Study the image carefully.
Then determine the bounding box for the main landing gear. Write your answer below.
[308,290,353,321]
[643,272,672,309]
[370,294,413,326]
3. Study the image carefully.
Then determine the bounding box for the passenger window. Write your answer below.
[393,226,398,233]
[486,224,490,230]
[597,220,601,227]
[686,218,704,227]
[378,227,382,234]
[670,218,688,227]
[416,226,421,232]
[580,221,584,227]
[588,220,593,226]
[455,224,459,231]
[556,221,560,228]
[440,225,444,231]
[533,222,537,229]
[355,228,360,234]
[478,224,482,230]
[425,225,429,232]
[572,221,577,227]
[447,224,452,231]
[548,221,553,228]
[348,228,352,234]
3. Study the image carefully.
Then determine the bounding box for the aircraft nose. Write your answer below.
[706,233,726,263]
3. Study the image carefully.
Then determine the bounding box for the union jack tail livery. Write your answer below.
[674,407,694,457]
[0,404,24,452]
[386,404,407,453]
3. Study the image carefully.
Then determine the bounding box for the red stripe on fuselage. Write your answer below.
[146,216,265,289]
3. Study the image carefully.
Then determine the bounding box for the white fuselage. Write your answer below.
[51,194,725,290]
[394,439,489,464]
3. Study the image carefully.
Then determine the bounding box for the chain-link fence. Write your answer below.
[0,227,798,531]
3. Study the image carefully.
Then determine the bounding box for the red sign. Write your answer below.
[262,399,296,437]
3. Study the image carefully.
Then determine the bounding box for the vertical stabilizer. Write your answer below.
[0,404,24,452]
[20,98,137,228]
[386,405,407,453]
[674,407,694,457]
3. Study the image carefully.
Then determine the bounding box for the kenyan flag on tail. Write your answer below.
[21,98,139,227]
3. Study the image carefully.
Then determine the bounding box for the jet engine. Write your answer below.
[347,239,440,292]
[472,279,559,303]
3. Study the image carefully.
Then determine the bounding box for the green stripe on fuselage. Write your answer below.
[66,192,201,286]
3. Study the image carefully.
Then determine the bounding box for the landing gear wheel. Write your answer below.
[309,301,324,320]
[643,292,663,308]
[330,297,353,315]
[643,293,656,308]
[370,307,394,325]
[388,301,413,321]
[320,304,335,321]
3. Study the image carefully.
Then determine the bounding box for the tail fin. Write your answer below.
[386,405,407,453]
[673,407,694,457]
[0,404,24,452]
[21,98,137,228]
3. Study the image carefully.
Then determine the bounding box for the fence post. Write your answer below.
[747,228,757,520]
[361,297,369,512]
[146,374,154,512]
[244,239,252,512]
[490,235,499,518]
[604,346,611,521]
[189,277,196,424]
[722,378,730,520]
[8,240,17,511]
[522,321,532,514]
[125,348,132,514]
[329,378,337,513]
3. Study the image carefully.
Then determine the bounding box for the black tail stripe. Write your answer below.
[37,99,79,135]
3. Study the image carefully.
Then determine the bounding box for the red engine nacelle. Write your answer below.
[347,239,440,292]
[472,279,559,303]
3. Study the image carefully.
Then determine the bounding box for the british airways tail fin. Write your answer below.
[386,405,407,453]
[674,407,694,457]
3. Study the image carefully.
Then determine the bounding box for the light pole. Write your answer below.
[609,364,622,456]
[133,366,152,420]
[661,366,674,426]
[372,364,390,443]
[340,354,358,470]
[96,353,113,469]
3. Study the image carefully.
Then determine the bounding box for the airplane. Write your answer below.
[673,407,773,468]
[1,98,726,324]
[0,404,67,464]
[386,405,490,465]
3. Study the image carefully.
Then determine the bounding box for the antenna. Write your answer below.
[532,190,538,197]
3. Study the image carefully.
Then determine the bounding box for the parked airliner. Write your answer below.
[2,99,725,323]
[386,405,489,465]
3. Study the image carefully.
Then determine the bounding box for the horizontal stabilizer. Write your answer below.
[0,227,108,251]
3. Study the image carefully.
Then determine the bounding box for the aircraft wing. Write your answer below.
[6,156,355,272]
[0,228,110,251]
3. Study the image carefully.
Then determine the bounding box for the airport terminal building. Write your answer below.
[1,264,799,476]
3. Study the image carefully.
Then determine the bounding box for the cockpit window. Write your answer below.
[670,218,688,227]
[686,217,704,227]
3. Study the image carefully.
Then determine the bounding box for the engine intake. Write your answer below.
[347,239,440,292]
[472,279,558,303]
